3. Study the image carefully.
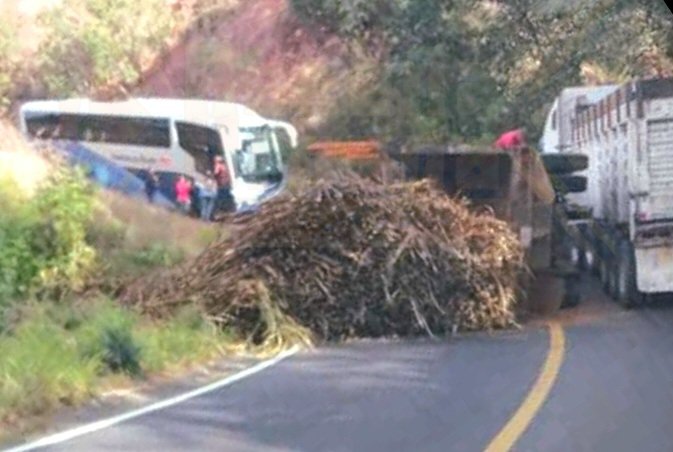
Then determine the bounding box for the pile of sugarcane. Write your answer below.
[122,174,525,343]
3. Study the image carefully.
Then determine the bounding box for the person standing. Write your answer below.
[145,168,159,203]
[175,175,192,215]
[199,172,218,221]
[213,155,233,212]
[494,128,527,150]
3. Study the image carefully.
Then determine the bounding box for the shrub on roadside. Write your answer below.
[75,300,143,377]
[0,306,99,420]
[0,167,97,305]
[30,168,97,297]
[139,306,228,373]
[0,300,229,424]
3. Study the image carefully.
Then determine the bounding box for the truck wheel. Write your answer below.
[580,224,598,275]
[616,240,642,309]
[583,247,597,275]
[608,260,619,300]
[562,274,581,308]
[599,258,611,295]
[570,244,581,269]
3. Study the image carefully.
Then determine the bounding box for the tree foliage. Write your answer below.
[0,168,96,304]
[0,19,19,108]
[291,0,673,145]
[37,0,175,97]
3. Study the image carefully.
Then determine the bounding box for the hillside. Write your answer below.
[1,0,672,143]
[137,0,357,134]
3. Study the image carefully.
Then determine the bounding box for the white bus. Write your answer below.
[19,98,297,212]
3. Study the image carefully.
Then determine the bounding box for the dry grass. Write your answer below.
[0,121,217,256]
[96,190,221,259]
[0,121,51,197]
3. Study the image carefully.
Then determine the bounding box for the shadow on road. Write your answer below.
[527,274,673,329]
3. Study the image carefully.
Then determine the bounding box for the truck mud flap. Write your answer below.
[635,247,673,293]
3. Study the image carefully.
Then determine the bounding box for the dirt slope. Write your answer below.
[137,0,365,134]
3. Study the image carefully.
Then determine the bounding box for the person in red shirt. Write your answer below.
[175,175,192,215]
[494,128,526,150]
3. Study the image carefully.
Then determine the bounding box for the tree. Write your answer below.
[290,0,673,144]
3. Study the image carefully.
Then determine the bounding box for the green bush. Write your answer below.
[0,300,229,423]
[0,168,97,305]
[100,327,142,376]
[75,300,143,376]
[139,306,228,373]
[0,178,40,305]
[73,300,226,377]
[101,243,187,284]
[127,243,186,269]
[0,307,99,418]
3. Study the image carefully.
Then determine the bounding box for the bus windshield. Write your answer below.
[234,126,283,183]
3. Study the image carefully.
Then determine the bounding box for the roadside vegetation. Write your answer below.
[0,126,229,434]
[0,300,228,426]
[0,0,237,112]
[0,0,671,437]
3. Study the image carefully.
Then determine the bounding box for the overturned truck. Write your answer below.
[387,147,587,312]
[307,141,586,313]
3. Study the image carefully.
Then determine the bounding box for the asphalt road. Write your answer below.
[12,278,673,452]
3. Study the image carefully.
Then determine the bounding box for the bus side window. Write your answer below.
[25,113,170,147]
[176,122,224,175]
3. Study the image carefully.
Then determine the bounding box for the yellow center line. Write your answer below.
[484,322,566,452]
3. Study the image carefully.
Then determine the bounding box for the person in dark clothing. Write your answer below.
[199,171,218,221]
[213,156,234,213]
[145,168,159,203]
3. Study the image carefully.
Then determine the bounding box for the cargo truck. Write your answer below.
[542,77,673,307]
[387,146,587,312]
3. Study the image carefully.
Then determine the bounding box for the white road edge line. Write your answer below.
[4,346,300,452]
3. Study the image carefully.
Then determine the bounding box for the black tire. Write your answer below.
[616,240,643,309]
[565,205,593,221]
[607,259,619,300]
[542,153,589,175]
[562,274,581,308]
[583,245,598,275]
[570,243,581,269]
[599,255,611,295]
[579,225,598,275]
[597,231,618,299]
[552,175,588,194]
